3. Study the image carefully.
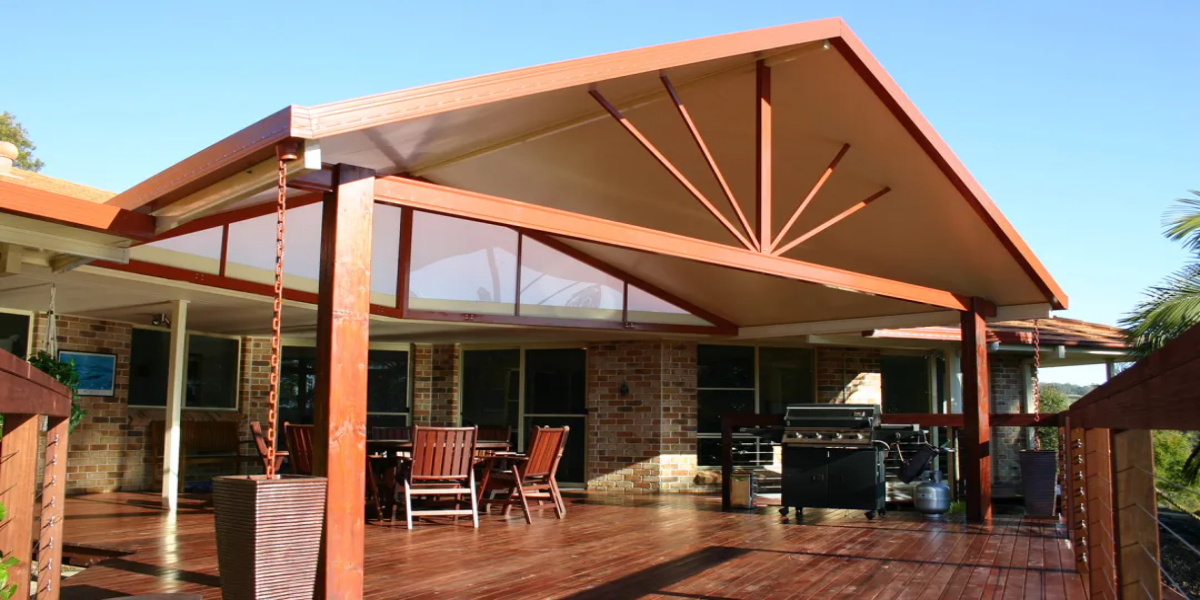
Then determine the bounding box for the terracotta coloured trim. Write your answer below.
[0,178,155,241]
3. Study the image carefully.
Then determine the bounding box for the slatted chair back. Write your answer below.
[250,421,272,470]
[409,426,477,481]
[370,426,408,440]
[285,422,315,475]
[477,425,513,443]
[524,426,569,479]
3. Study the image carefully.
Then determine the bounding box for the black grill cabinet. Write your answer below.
[779,404,888,520]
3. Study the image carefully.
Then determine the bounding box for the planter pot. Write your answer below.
[1020,450,1058,517]
[213,475,327,600]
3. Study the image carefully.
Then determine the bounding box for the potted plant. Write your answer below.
[212,448,326,599]
[1021,449,1059,517]
[26,351,85,432]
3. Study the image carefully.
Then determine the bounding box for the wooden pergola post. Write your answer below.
[960,297,992,522]
[313,163,375,598]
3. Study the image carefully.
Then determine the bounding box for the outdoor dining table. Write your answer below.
[366,439,512,520]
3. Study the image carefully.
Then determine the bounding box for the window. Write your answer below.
[881,355,931,414]
[278,346,410,431]
[128,329,240,410]
[0,311,31,357]
[697,344,815,467]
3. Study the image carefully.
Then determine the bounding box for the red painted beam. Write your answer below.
[373,175,974,311]
[313,164,374,598]
[756,60,773,252]
[0,178,156,241]
[773,186,890,257]
[772,144,850,251]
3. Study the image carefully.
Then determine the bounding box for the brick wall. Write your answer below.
[816,347,882,404]
[586,340,663,493]
[237,337,272,470]
[989,354,1026,487]
[412,344,458,427]
[33,314,147,494]
[658,341,703,493]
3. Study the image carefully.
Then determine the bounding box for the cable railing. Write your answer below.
[1154,478,1200,599]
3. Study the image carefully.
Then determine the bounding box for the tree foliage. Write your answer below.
[0,112,44,172]
[1035,386,1071,452]
[1122,191,1200,359]
[26,351,86,432]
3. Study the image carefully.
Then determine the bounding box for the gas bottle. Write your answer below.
[914,471,952,517]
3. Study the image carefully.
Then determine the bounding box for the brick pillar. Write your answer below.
[989,355,1024,488]
[658,341,702,493]
[412,344,458,427]
[237,337,272,472]
[586,341,663,493]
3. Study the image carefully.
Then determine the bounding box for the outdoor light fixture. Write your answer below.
[619,380,630,396]
[151,313,171,327]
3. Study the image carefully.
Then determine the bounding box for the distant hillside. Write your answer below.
[1043,382,1099,400]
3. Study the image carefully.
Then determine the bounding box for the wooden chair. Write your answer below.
[398,426,479,529]
[250,421,287,474]
[478,426,569,523]
[477,425,513,443]
[286,422,386,521]
[283,422,315,475]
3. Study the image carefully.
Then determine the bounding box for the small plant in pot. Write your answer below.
[26,351,86,432]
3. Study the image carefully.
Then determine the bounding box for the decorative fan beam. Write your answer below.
[773,187,891,256]
[756,60,773,252]
[660,75,757,250]
[589,89,756,251]
[772,143,850,250]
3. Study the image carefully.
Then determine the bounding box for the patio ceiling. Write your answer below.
[92,18,1066,333]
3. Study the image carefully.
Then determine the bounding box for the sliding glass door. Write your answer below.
[461,347,587,485]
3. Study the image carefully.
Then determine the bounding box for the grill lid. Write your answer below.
[783,403,880,429]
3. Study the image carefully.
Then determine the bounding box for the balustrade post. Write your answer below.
[1084,427,1117,599]
[1112,429,1162,599]
[1069,424,1088,579]
[0,414,40,599]
[36,416,69,600]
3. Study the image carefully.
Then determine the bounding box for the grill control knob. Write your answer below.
[853,433,865,440]
[832,433,843,440]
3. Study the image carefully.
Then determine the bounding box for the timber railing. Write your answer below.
[0,348,72,600]
[1056,323,1200,600]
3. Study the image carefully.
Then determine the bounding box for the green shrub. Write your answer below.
[26,351,85,432]
[0,501,15,600]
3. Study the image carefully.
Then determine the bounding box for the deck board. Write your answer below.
[58,493,1086,599]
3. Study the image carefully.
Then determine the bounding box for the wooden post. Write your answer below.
[721,417,734,511]
[1113,429,1162,599]
[36,416,69,600]
[0,414,39,599]
[960,297,991,522]
[161,299,188,510]
[1085,427,1117,599]
[313,163,374,599]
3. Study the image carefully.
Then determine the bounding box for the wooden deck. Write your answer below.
[59,492,1086,599]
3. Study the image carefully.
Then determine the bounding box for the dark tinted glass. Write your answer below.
[461,349,520,430]
[367,350,409,414]
[881,355,930,414]
[279,346,317,426]
[524,348,586,415]
[697,437,770,467]
[0,312,29,357]
[697,345,754,388]
[697,389,755,433]
[186,335,239,409]
[758,347,814,415]
[129,328,170,406]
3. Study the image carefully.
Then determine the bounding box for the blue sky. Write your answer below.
[6,1,1197,384]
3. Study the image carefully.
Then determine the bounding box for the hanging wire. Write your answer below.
[265,143,296,478]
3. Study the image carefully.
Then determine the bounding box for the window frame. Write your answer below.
[0,308,34,358]
[277,338,414,427]
[696,343,817,468]
[127,325,243,412]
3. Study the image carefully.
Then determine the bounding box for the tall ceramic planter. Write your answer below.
[1020,450,1058,517]
[213,475,327,600]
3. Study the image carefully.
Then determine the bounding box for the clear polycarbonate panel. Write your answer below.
[626,285,710,326]
[408,211,517,315]
[131,227,223,274]
[226,203,323,292]
[519,237,622,321]
[370,204,402,307]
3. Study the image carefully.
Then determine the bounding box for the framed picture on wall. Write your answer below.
[59,350,117,397]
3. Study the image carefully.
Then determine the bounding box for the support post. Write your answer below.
[755,59,773,252]
[161,299,188,510]
[37,416,69,600]
[960,297,992,522]
[0,414,38,600]
[1069,424,1089,579]
[313,164,374,598]
[1085,427,1117,599]
[1113,429,1162,599]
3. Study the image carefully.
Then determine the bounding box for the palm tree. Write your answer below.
[1121,190,1200,483]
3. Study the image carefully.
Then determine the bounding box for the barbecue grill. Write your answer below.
[779,404,894,520]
